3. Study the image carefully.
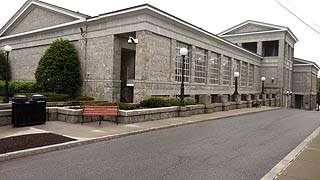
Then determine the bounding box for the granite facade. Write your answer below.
[0,3,317,109]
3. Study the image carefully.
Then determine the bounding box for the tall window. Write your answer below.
[248,64,254,86]
[241,62,248,87]
[242,42,257,53]
[194,48,207,83]
[233,59,240,85]
[209,52,220,85]
[175,42,191,82]
[222,56,231,85]
[262,40,279,57]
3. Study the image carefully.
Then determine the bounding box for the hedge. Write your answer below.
[0,81,37,96]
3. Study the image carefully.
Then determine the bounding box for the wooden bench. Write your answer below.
[252,99,260,108]
[82,106,119,125]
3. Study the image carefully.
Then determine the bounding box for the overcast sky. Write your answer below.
[1,0,320,68]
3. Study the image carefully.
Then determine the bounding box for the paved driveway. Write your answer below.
[1,109,320,180]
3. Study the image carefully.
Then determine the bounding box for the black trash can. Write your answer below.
[12,94,47,127]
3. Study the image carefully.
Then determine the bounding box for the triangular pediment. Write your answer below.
[219,20,289,36]
[0,0,88,37]
[225,23,279,35]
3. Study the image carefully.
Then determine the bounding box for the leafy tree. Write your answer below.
[35,39,81,96]
[0,51,7,80]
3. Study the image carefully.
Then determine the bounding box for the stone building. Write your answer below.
[292,58,319,109]
[0,0,318,109]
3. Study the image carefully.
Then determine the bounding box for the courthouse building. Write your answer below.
[0,0,318,109]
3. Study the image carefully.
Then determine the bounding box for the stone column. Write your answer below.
[190,46,196,83]
[262,94,267,105]
[206,51,211,85]
[169,39,177,82]
[199,96,211,108]
[219,55,224,85]
[257,41,263,56]
[247,94,252,108]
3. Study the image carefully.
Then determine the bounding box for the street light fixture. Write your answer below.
[3,45,12,103]
[261,76,266,95]
[233,71,239,96]
[179,47,188,106]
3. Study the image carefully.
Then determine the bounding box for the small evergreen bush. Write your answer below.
[166,98,181,106]
[41,92,70,102]
[184,97,196,105]
[35,38,81,97]
[113,102,139,110]
[140,97,169,108]
[77,96,94,101]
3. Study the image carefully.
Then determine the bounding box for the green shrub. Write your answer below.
[77,96,94,101]
[86,101,139,110]
[35,38,81,97]
[9,81,37,93]
[41,92,70,102]
[184,97,196,105]
[0,80,37,96]
[93,101,110,106]
[166,98,181,106]
[113,102,139,110]
[140,97,169,108]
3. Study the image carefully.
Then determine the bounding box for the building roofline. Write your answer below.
[218,20,298,42]
[0,0,89,36]
[88,4,262,59]
[294,57,320,70]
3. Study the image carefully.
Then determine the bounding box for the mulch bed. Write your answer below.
[0,133,76,154]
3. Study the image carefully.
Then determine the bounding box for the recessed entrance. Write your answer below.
[294,95,303,109]
[120,49,135,103]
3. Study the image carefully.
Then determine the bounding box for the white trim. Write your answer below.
[147,7,262,59]
[218,30,285,38]
[32,1,86,20]
[0,20,84,41]
[294,64,320,70]
[0,0,86,36]
[218,20,284,36]
[88,6,261,59]
[294,58,320,70]
[218,20,298,42]
[0,3,33,36]
[88,6,147,22]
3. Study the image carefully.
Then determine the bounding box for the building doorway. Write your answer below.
[294,95,303,109]
[120,49,135,103]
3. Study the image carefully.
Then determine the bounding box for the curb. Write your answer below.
[260,125,320,180]
[0,107,280,163]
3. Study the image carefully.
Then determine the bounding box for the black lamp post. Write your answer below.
[179,47,188,106]
[3,45,12,103]
[261,76,266,95]
[233,71,239,96]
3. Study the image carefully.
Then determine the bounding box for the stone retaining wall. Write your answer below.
[0,98,281,126]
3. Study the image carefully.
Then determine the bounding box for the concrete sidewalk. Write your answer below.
[272,127,320,180]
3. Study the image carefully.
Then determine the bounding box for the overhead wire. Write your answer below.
[285,0,320,29]
[274,0,320,35]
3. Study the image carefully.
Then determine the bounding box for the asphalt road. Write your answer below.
[1,109,320,180]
